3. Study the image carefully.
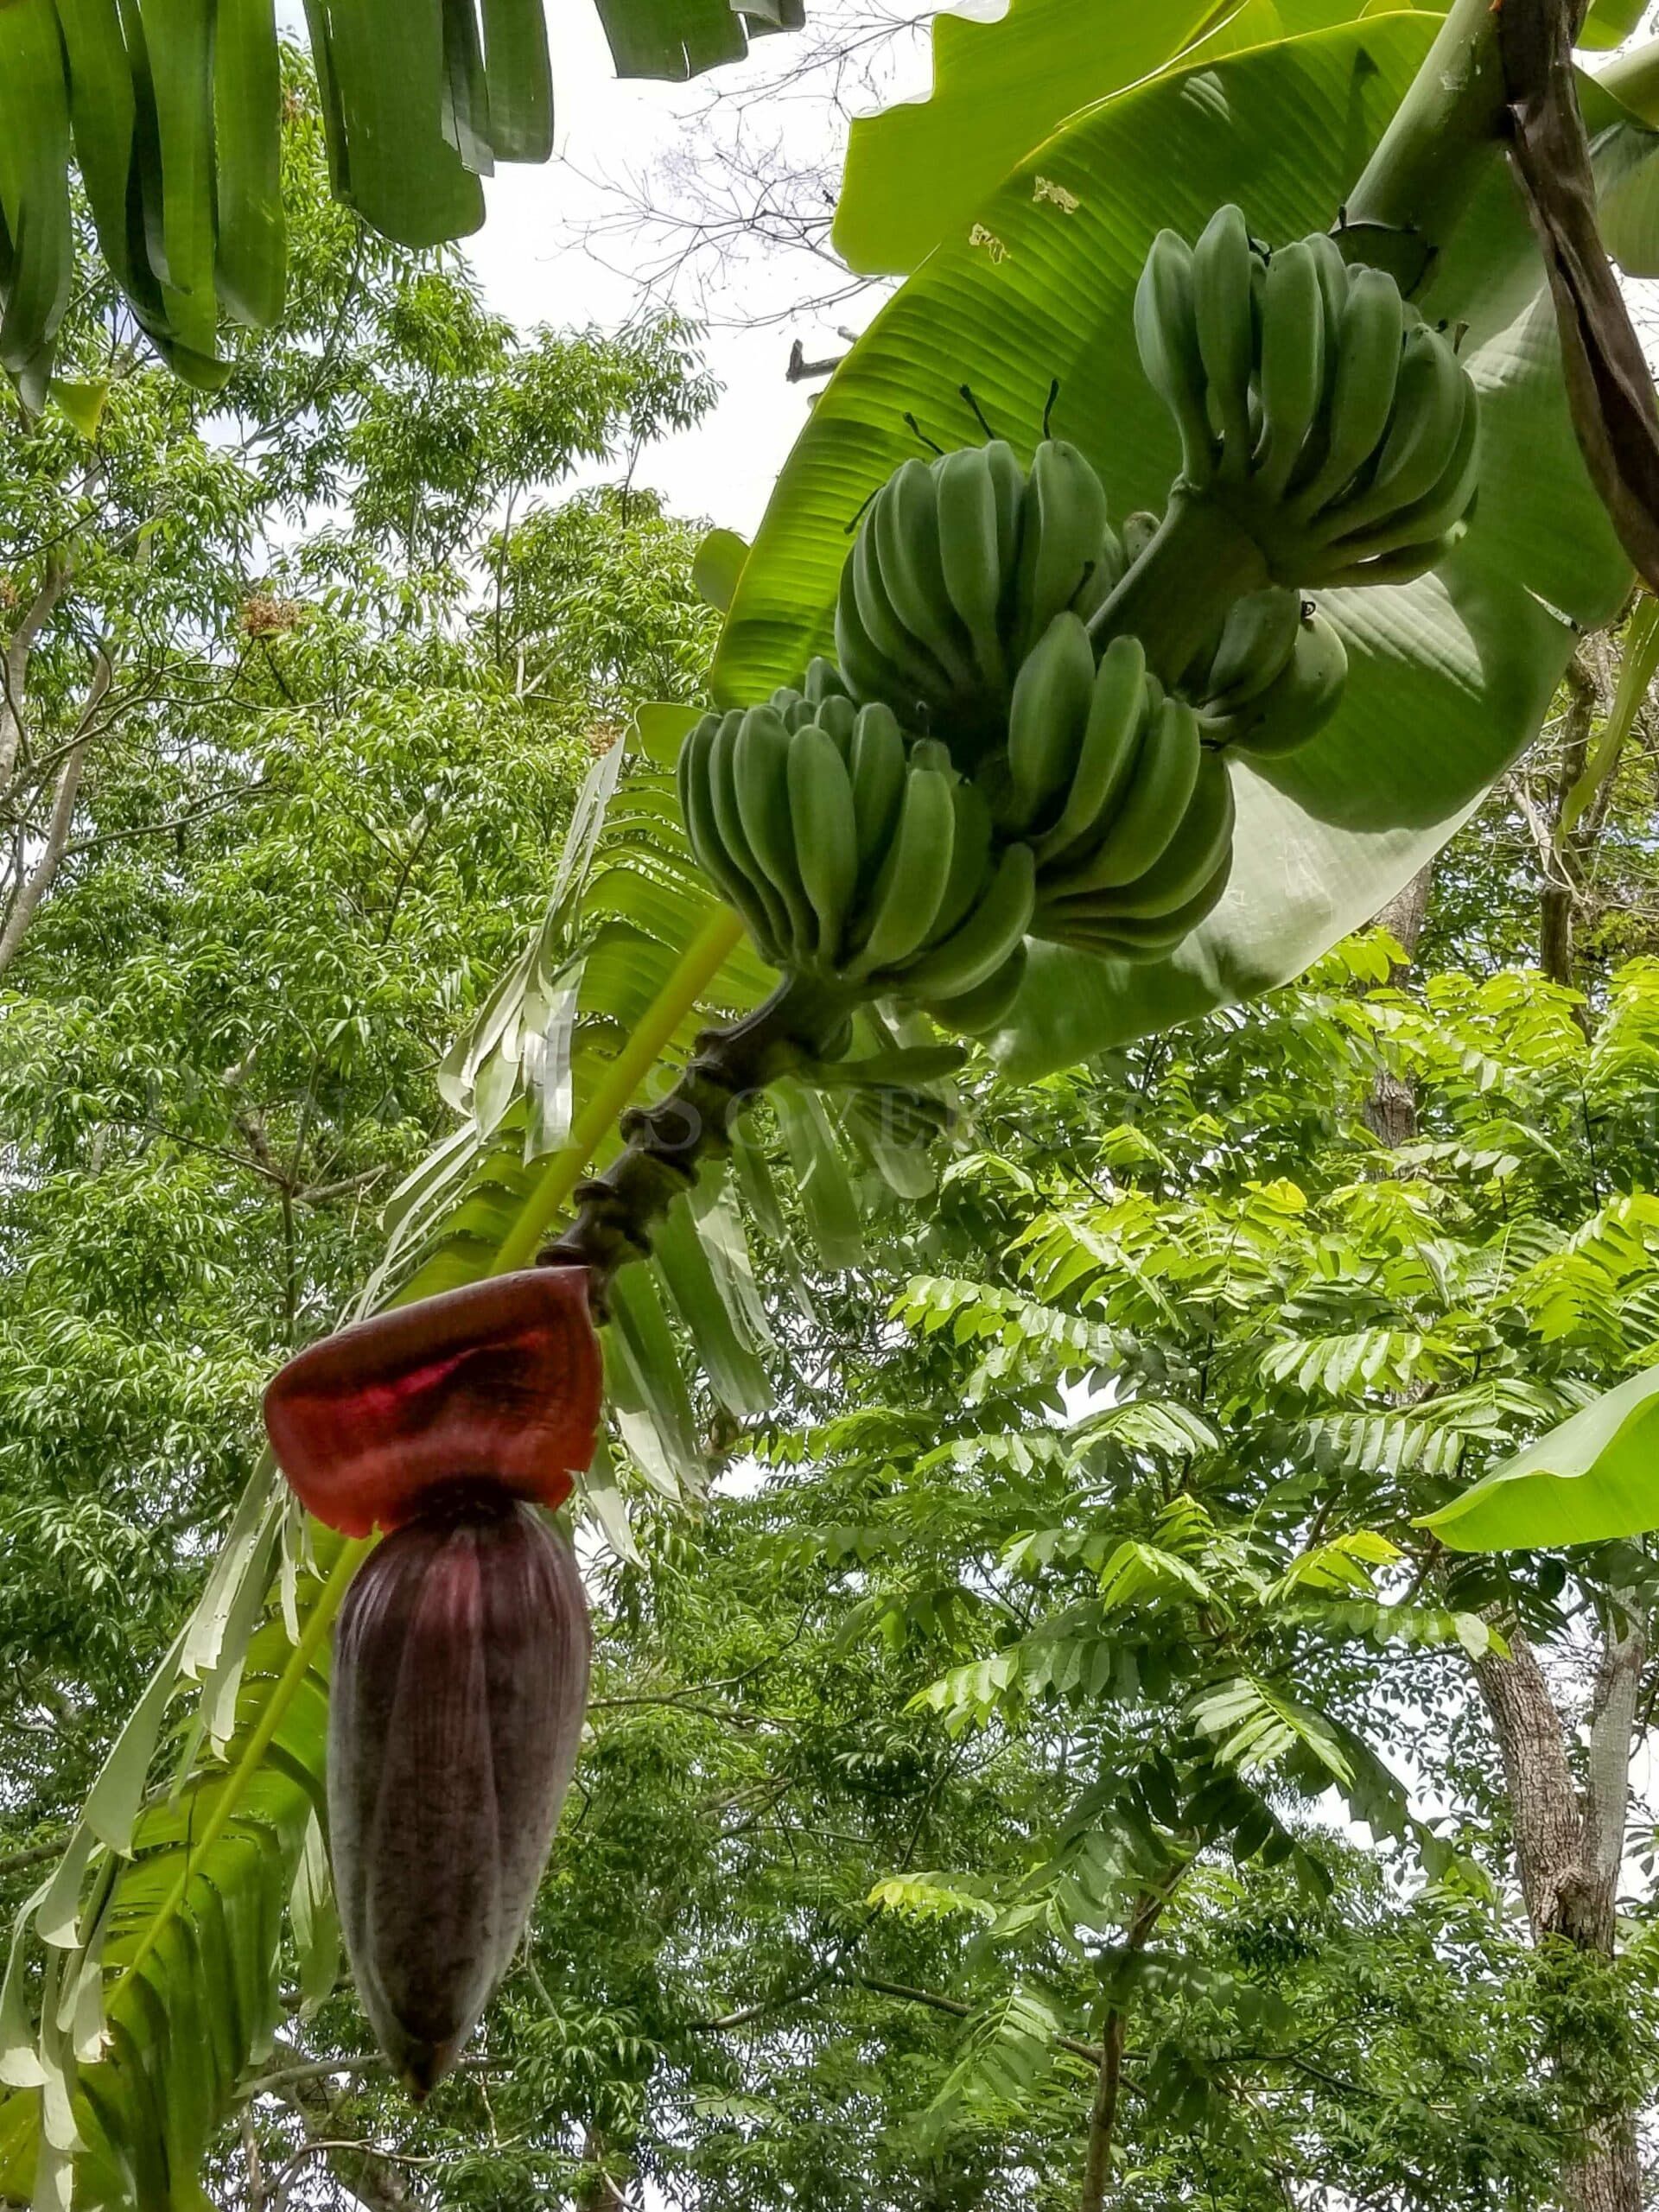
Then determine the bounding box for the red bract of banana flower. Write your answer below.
[329,1495,592,2096]
[263,1270,603,1535]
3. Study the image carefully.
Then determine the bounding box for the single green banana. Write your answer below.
[850,761,958,976]
[734,705,815,956]
[1079,750,1236,919]
[1296,232,1356,490]
[1317,525,1466,588]
[1319,321,1471,543]
[896,843,1038,1001]
[1135,228,1215,487]
[847,702,909,886]
[678,715,783,962]
[1291,264,1404,518]
[1317,389,1479,573]
[835,557,914,713]
[874,458,979,693]
[1009,439,1116,665]
[1043,852,1231,958]
[703,708,783,942]
[1006,610,1096,833]
[1034,633,1152,866]
[709,709,793,953]
[817,693,858,751]
[1252,239,1325,501]
[986,439,1027,585]
[1224,607,1348,755]
[850,521,954,710]
[931,778,995,942]
[1192,205,1258,484]
[804,656,852,705]
[1306,231,1354,345]
[1203,587,1301,712]
[766,687,816,733]
[1044,696,1204,895]
[936,444,1012,693]
[675,711,714,849]
[918,938,1027,1035]
[787,720,862,965]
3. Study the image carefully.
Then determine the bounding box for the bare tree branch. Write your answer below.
[0,648,112,979]
[0,557,73,799]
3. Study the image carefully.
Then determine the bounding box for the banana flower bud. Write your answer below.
[263,1266,601,2094]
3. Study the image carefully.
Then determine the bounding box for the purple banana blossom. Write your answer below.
[328,1491,591,2095]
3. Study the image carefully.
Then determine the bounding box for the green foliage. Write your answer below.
[0,75,734,2202]
[832,0,1405,277]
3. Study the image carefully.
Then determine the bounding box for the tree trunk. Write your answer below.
[1564,2126,1643,2212]
[1540,879,1576,991]
[0,646,112,980]
[575,2126,632,2210]
[1077,2010,1126,2212]
[1473,1610,1645,2212]
[1077,1891,1163,2211]
[1363,865,1435,1147]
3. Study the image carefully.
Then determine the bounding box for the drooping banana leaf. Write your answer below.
[0,0,76,410]
[1423,1366,1659,1549]
[710,17,1639,1078]
[593,0,803,79]
[0,0,804,393]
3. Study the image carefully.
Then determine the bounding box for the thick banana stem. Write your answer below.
[537,974,855,1311]
[1087,492,1269,688]
[1341,0,1505,240]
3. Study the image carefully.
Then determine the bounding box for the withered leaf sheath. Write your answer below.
[328,1494,591,2096]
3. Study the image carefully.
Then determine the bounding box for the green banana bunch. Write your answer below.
[1183,587,1349,757]
[982,612,1236,959]
[833,439,1127,763]
[1128,207,1480,589]
[677,699,1036,1021]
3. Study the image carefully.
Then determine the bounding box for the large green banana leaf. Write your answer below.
[832,0,1450,277]
[833,0,1659,283]
[1424,1367,1659,1550]
[709,18,1640,1078]
[0,0,804,398]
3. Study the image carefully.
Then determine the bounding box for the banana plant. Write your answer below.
[0,0,805,404]
[10,0,1659,2201]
